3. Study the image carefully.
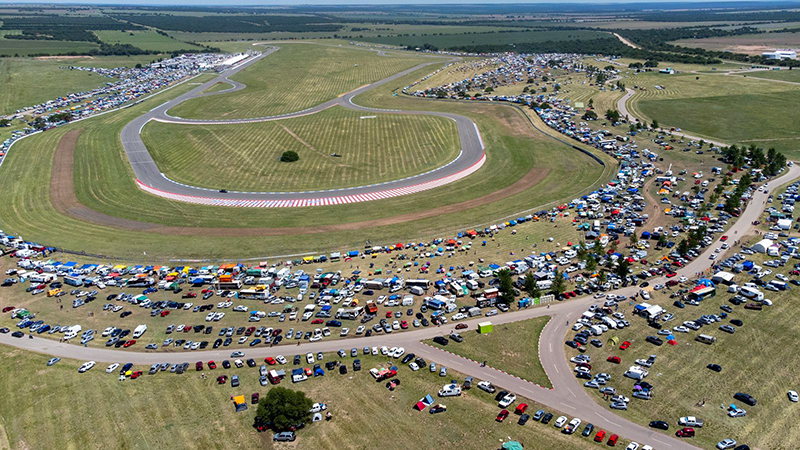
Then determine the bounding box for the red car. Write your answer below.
[183,292,197,298]
[594,430,606,442]
[2,306,14,313]
[245,327,256,336]
[515,403,528,414]
[385,311,393,318]
[619,341,631,350]
[665,272,677,278]
[208,361,217,370]
[265,357,276,365]
[123,340,136,348]
[252,393,260,404]
[607,356,621,364]
[311,319,324,324]
[608,434,619,446]
[496,410,509,422]
[130,371,143,379]
[720,235,728,241]
[217,375,227,384]
[160,310,171,317]
[196,361,203,371]
[676,427,695,438]
[455,323,468,330]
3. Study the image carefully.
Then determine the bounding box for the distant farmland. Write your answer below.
[672,32,800,56]
[362,29,608,50]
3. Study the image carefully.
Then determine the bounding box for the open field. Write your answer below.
[362,29,609,50]
[168,43,429,119]
[94,30,204,52]
[739,68,800,83]
[556,79,624,116]
[625,71,800,158]
[672,32,800,56]
[0,344,595,450]
[0,55,162,116]
[426,316,552,388]
[565,250,800,449]
[0,33,99,57]
[142,106,460,192]
[0,58,613,260]
[170,24,520,43]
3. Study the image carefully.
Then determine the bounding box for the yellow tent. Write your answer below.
[233,395,248,412]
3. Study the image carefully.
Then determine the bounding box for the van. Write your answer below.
[589,325,604,336]
[468,307,482,317]
[727,284,739,293]
[695,334,716,345]
[624,366,648,380]
[133,324,147,338]
[409,286,425,296]
[438,383,462,397]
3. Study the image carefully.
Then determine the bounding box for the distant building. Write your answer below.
[761,50,797,60]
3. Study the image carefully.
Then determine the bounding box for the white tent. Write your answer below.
[752,239,773,253]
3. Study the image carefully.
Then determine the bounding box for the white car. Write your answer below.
[105,363,120,373]
[233,305,248,312]
[276,355,287,365]
[205,312,215,322]
[553,415,568,428]
[355,326,365,335]
[393,347,405,358]
[673,326,689,333]
[79,361,96,373]
[392,320,400,330]
[498,393,516,408]
[716,439,736,450]
[306,353,315,364]
[380,346,389,355]
[789,390,799,402]
[409,362,419,371]
[101,327,115,337]
[626,443,639,450]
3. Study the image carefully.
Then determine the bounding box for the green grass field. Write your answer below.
[142,106,460,191]
[0,54,612,261]
[740,69,800,83]
[94,30,204,52]
[363,29,608,50]
[0,345,597,450]
[0,55,161,115]
[565,252,800,449]
[625,71,800,158]
[168,43,429,120]
[0,33,99,57]
[425,316,552,388]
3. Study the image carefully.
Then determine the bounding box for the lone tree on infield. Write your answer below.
[280,150,300,162]
[254,387,313,431]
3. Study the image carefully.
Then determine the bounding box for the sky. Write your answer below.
[7,0,794,4]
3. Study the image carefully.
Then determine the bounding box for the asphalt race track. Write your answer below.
[120,46,487,207]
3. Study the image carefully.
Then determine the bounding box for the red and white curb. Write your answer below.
[421,341,554,390]
[136,152,486,208]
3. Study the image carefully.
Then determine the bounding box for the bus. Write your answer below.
[406,279,430,289]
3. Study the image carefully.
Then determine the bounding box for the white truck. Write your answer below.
[133,324,147,338]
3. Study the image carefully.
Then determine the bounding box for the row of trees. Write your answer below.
[722,145,788,177]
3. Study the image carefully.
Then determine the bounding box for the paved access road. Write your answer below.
[120,45,487,204]
[4,162,797,449]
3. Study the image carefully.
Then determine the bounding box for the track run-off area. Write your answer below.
[122,45,487,208]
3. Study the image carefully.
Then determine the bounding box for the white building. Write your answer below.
[762,50,797,60]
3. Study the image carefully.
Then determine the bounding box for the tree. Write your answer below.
[280,151,299,162]
[496,269,515,305]
[524,275,541,299]
[585,256,597,272]
[615,259,630,279]
[582,110,598,120]
[657,233,668,248]
[629,230,638,243]
[650,119,659,129]
[678,239,690,256]
[605,109,621,122]
[552,268,566,296]
[597,270,608,285]
[254,387,312,431]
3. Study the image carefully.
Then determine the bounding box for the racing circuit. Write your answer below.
[121,46,487,208]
